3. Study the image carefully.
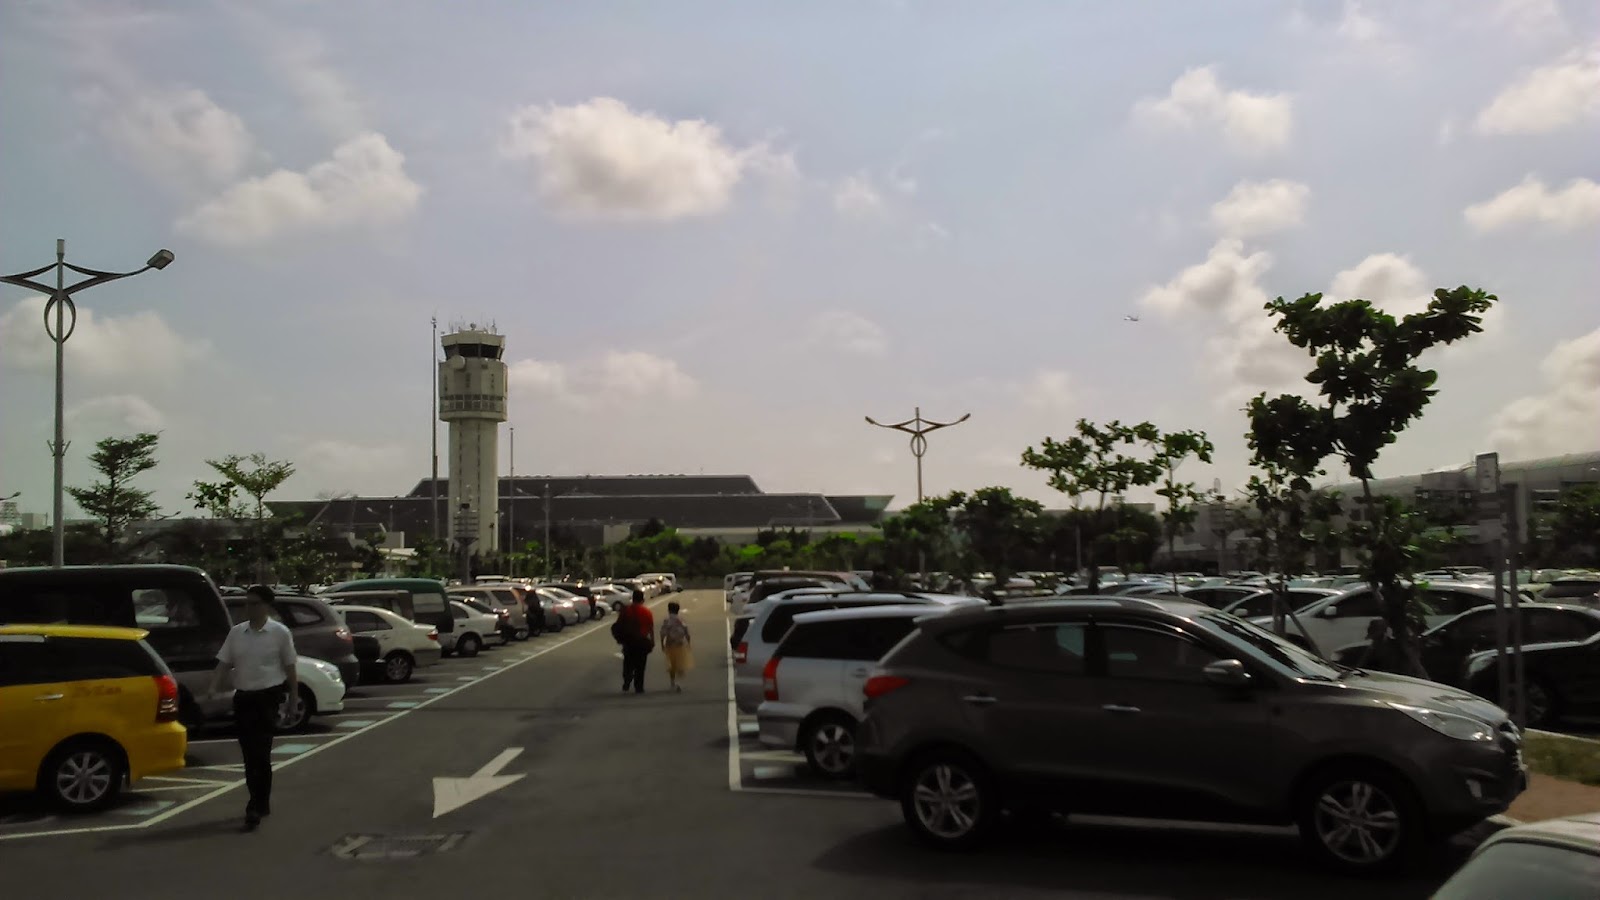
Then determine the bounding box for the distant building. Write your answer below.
[270,474,893,549]
[438,325,507,553]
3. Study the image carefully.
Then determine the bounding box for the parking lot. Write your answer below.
[0,612,616,842]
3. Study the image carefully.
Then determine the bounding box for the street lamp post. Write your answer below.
[865,406,971,584]
[2,240,173,567]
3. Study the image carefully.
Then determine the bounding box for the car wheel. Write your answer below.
[551,617,565,633]
[457,633,482,658]
[276,686,315,732]
[1524,677,1559,728]
[898,749,998,850]
[801,713,858,779]
[383,651,415,684]
[512,627,530,641]
[1296,766,1419,873]
[40,740,125,813]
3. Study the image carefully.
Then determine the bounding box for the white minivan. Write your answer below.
[757,603,978,777]
[733,592,979,714]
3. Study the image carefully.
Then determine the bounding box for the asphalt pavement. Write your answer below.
[3,590,1492,899]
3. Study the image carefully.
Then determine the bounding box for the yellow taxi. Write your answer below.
[0,624,188,811]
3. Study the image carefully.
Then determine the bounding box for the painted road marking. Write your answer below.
[112,801,175,817]
[388,701,420,709]
[725,607,741,793]
[142,776,235,786]
[336,719,378,728]
[456,676,476,681]
[424,688,450,694]
[739,721,759,735]
[272,743,316,755]
[0,595,672,842]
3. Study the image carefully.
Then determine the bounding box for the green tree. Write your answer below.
[188,452,296,583]
[952,487,1044,596]
[67,432,162,557]
[1245,285,1495,674]
[1552,484,1600,565]
[878,492,965,583]
[1240,460,1342,640]
[1022,419,1165,592]
[1147,429,1214,590]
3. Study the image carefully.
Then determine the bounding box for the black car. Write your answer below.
[1333,603,1600,727]
[223,593,359,684]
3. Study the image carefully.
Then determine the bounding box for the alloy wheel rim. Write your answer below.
[57,752,112,805]
[912,763,980,839]
[386,656,409,679]
[1312,780,1402,864]
[812,723,855,774]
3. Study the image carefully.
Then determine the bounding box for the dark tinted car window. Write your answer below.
[1328,592,1379,618]
[1432,840,1600,900]
[762,602,838,643]
[1541,580,1600,600]
[781,617,919,661]
[281,602,325,627]
[1428,590,1491,617]
[982,623,1088,675]
[1101,624,1220,682]
[1528,610,1596,643]
[0,636,162,685]
[731,616,753,649]
[344,611,389,632]
[1443,611,1501,650]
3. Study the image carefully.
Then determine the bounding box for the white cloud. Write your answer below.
[1209,179,1310,237]
[1019,369,1075,411]
[810,310,888,356]
[65,394,165,432]
[99,88,258,188]
[833,174,887,219]
[508,350,697,407]
[500,97,791,222]
[1134,66,1292,155]
[272,37,367,140]
[0,297,210,382]
[1474,44,1600,135]
[1489,0,1568,42]
[1209,315,1310,402]
[1488,328,1600,459]
[176,132,421,245]
[1464,176,1600,233]
[1328,252,1432,316]
[1139,238,1273,319]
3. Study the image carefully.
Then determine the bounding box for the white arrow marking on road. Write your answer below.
[432,747,525,818]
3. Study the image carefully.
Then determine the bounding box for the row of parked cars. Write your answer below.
[0,564,674,812]
[719,571,1598,873]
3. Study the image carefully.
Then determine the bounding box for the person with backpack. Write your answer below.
[659,601,693,692]
[612,587,655,693]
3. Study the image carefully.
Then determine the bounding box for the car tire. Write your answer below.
[898,749,998,851]
[512,627,530,641]
[276,685,316,733]
[383,651,415,684]
[178,689,205,734]
[1296,764,1420,873]
[40,740,125,813]
[551,617,565,633]
[801,712,858,779]
[457,633,482,658]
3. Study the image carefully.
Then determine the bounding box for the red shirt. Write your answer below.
[625,603,655,640]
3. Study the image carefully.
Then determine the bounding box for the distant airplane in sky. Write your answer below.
[1124,315,1140,322]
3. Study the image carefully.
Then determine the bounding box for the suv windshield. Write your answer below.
[1195,611,1340,681]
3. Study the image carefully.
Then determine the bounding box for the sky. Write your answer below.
[1,0,1597,520]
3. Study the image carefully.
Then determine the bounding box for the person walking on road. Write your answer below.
[660,601,693,692]
[614,588,655,693]
[207,584,298,830]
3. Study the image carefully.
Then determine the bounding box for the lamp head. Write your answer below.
[147,249,175,270]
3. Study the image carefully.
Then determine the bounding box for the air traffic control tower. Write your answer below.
[439,325,507,553]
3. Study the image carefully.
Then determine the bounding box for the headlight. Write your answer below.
[1389,702,1495,742]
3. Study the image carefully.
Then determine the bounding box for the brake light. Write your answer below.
[863,675,910,699]
[154,674,180,723]
[335,626,352,643]
[734,642,748,665]
[427,630,439,642]
[763,656,781,701]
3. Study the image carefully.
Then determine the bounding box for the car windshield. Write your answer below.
[1194,611,1341,681]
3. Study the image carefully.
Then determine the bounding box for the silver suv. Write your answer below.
[758,603,980,778]
[856,597,1527,872]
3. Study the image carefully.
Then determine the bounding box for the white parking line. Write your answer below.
[726,612,741,793]
[0,604,660,842]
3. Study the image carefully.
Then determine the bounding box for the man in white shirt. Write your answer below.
[208,584,298,830]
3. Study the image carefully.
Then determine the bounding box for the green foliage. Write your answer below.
[1552,484,1600,564]
[1148,429,1215,583]
[952,486,1044,590]
[187,452,296,582]
[878,492,966,579]
[66,432,162,556]
[1240,459,1342,632]
[1245,285,1495,672]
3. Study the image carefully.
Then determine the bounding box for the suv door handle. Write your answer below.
[1102,704,1141,714]
[34,693,65,702]
[962,694,998,705]
[849,668,870,677]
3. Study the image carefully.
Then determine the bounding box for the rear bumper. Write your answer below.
[414,647,443,668]
[126,723,188,783]
[734,677,763,714]
[757,702,806,750]
[335,659,361,685]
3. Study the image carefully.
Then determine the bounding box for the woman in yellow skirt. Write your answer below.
[660,601,694,692]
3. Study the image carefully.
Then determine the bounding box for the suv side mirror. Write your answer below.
[1203,658,1253,688]
[1320,605,1339,618]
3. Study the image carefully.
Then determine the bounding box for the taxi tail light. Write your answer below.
[734,642,748,665]
[762,656,781,701]
[154,674,180,722]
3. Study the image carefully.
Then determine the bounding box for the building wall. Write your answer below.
[439,329,507,553]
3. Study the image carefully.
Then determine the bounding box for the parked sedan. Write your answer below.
[541,583,597,619]
[593,584,633,612]
[335,605,442,683]
[443,600,503,658]
[537,588,584,627]
[276,656,346,732]
[1249,582,1503,654]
